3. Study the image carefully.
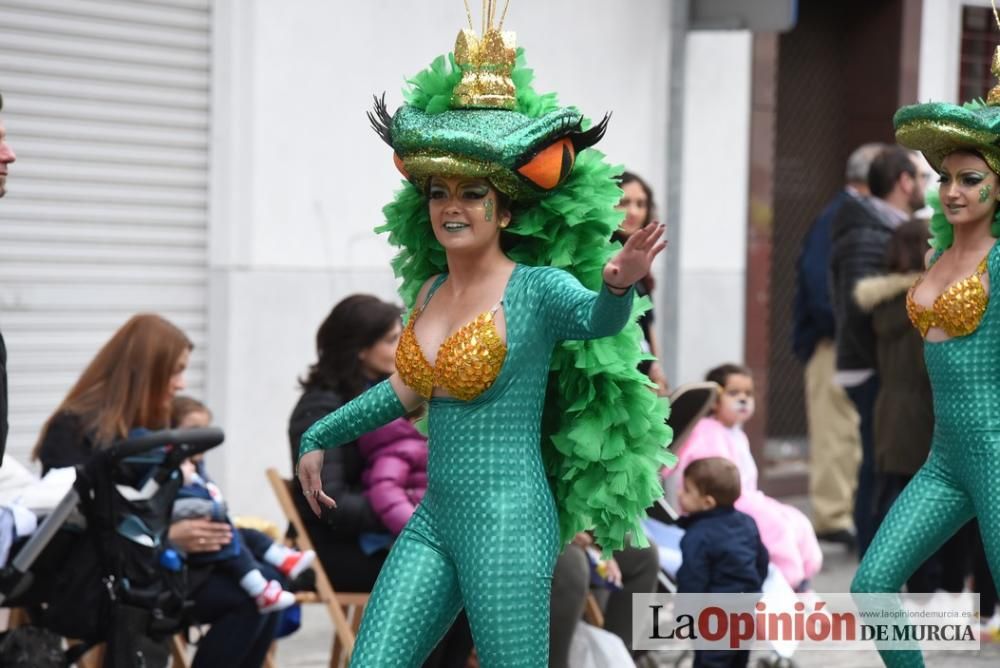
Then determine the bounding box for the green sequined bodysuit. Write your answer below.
[852,241,1000,667]
[301,264,634,667]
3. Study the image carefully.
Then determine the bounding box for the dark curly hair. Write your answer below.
[299,294,402,400]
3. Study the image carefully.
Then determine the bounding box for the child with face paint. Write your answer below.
[664,363,823,590]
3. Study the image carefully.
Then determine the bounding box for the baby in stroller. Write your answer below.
[172,396,314,613]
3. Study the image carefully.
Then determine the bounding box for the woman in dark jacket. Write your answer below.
[853,219,971,593]
[288,294,471,667]
[853,220,933,481]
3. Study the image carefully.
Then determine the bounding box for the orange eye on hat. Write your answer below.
[393,153,410,179]
[517,138,575,191]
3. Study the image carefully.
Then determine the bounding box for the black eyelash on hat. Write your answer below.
[368,93,394,147]
[570,113,611,153]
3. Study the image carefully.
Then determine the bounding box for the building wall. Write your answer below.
[208,0,674,523]
[0,0,212,464]
[675,31,752,386]
[919,0,984,103]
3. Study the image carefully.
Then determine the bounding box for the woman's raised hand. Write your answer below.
[603,222,667,290]
[297,450,338,517]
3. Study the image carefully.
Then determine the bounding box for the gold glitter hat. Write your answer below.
[894,101,1000,176]
[894,4,1000,175]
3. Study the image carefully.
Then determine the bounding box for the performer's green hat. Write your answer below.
[894,47,1000,175]
[368,8,608,202]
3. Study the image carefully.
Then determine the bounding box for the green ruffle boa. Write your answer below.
[376,49,675,554]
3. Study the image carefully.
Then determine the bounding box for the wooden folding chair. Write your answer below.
[266,468,369,668]
[583,593,604,628]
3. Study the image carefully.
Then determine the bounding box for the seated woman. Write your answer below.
[33,313,281,668]
[549,531,659,668]
[288,294,472,668]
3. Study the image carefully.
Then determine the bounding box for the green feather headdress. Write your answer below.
[372,29,674,552]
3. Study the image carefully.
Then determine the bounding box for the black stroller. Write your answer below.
[0,427,224,667]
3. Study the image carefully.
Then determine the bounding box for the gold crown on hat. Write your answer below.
[989,2,1000,105]
[452,0,517,110]
[988,46,1000,106]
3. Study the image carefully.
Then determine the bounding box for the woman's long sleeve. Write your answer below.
[539,267,635,341]
[299,380,406,458]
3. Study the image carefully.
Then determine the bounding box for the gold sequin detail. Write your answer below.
[452,28,517,110]
[907,257,989,338]
[395,306,507,401]
[895,119,1000,177]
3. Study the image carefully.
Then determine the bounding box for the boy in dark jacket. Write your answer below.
[676,457,769,668]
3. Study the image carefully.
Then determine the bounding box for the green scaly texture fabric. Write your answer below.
[376,49,674,553]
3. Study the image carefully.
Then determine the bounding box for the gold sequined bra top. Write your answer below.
[395,276,508,401]
[906,252,990,339]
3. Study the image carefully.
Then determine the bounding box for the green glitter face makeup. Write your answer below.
[484,198,494,222]
[981,183,993,203]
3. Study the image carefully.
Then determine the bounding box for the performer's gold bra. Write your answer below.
[907,254,990,339]
[396,292,507,401]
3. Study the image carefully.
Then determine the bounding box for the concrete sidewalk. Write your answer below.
[269,529,1000,667]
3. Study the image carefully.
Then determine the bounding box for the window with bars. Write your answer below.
[960,6,1000,102]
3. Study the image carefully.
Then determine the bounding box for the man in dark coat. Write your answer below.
[0,90,18,463]
[829,144,929,557]
[793,143,882,550]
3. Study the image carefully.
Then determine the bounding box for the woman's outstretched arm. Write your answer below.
[542,223,667,341]
[297,374,422,516]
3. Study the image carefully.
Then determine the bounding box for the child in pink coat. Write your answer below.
[664,363,822,590]
[357,417,428,536]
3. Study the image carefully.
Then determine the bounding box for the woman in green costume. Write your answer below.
[850,38,1000,668]
[296,7,672,667]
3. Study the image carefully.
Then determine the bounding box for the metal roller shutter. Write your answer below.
[0,0,211,463]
